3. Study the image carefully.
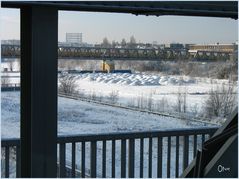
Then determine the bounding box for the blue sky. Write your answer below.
[1,8,238,44]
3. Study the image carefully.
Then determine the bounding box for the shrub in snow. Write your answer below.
[1,76,10,87]
[157,97,169,113]
[108,90,119,104]
[204,82,237,119]
[174,86,187,114]
[58,75,77,95]
[147,92,153,111]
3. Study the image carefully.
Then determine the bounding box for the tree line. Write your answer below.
[100,35,143,48]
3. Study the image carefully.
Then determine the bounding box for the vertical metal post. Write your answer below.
[112,140,116,177]
[139,138,144,178]
[183,135,189,170]
[202,134,205,147]
[148,137,152,178]
[157,137,162,178]
[167,136,171,178]
[5,146,9,178]
[60,143,66,178]
[102,140,106,178]
[128,139,135,178]
[20,7,32,177]
[71,142,76,177]
[121,139,126,178]
[90,141,97,178]
[175,136,179,178]
[193,135,198,158]
[20,6,58,177]
[81,142,85,178]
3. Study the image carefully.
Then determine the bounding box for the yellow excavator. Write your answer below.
[101,60,115,72]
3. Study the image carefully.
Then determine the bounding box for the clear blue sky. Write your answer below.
[1,8,238,44]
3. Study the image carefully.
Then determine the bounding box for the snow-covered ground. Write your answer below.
[2,91,216,177]
[2,71,234,177]
[2,91,212,138]
[2,71,236,124]
[66,72,236,124]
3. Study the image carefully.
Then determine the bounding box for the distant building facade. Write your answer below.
[189,43,237,53]
[66,33,82,45]
[165,43,184,50]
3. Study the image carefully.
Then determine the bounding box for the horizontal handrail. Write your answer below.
[2,127,218,146]
[57,127,218,143]
[1,138,20,146]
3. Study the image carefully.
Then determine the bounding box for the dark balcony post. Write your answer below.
[20,6,58,177]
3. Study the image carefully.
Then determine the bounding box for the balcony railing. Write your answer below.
[1,127,218,178]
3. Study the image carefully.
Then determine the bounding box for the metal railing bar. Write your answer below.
[148,137,152,178]
[90,141,97,178]
[183,135,189,170]
[111,140,115,178]
[128,139,135,178]
[121,139,126,178]
[102,140,106,178]
[81,142,85,178]
[202,134,205,147]
[157,137,162,178]
[139,138,144,178]
[5,146,9,178]
[56,127,218,143]
[60,143,66,178]
[1,128,218,146]
[71,142,76,177]
[175,136,179,178]
[167,136,171,178]
[1,138,20,146]
[193,135,197,158]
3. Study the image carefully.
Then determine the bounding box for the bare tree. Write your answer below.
[204,82,237,118]
[15,58,20,71]
[1,73,10,87]
[108,90,119,104]
[58,75,77,95]
[90,90,97,101]
[147,92,153,111]
[102,37,110,48]
[158,97,169,113]
[175,86,187,113]
[121,38,127,47]
[137,93,144,109]
[112,40,117,48]
[8,60,14,71]
[129,35,136,44]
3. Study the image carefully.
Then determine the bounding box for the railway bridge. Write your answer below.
[1,44,232,60]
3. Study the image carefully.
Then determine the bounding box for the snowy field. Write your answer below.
[2,91,216,177]
[1,91,212,138]
[2,71,233,177]
[65,72,236,124]
[2,71,236,124]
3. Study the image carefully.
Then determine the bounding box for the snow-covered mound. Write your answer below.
[73,73,195,86]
